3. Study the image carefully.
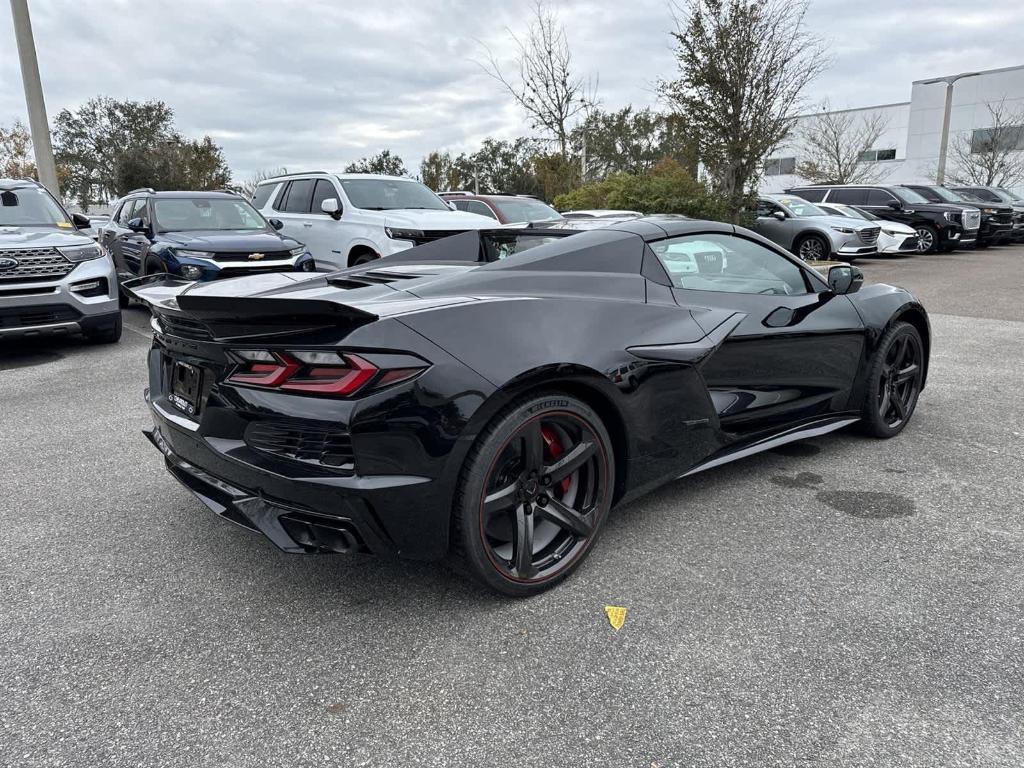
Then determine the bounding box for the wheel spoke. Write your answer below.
[893,392,907,421]
[538,497,593,538]
[879,387,892,420]
[511,504,535,578]
[483,482,518,517]
[896,363,919,385]
[520,421,544,476]
[544,440,595,483]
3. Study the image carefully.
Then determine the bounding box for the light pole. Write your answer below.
[921,71,980,185]
[9,0,60,197]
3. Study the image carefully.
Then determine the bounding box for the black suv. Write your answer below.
[900,185,1012,248]
[948,185,1024,242]
[785,184,980,253]
[97,189,315,299]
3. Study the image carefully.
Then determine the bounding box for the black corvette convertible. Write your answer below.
[129,218,929,595]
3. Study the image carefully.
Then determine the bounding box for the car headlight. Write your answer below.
[176,249,215,260]
[179,264,204,280]
[289,246,306,258]
[982,208,998,214]
[830,226,855,234]
[881,228,898,236]
[58,243,104,262]
[384,227,423,240]
[943,211,959,222]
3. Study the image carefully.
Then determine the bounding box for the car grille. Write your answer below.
[217,265,296,278]
[857,227,880,245]
[245,421,355,472]
[963,209,981,230]
[0,247,75,284]
[213,250,293,262]
[992,211,1013,225]
[158,313,213,341]
[0,303,81,329]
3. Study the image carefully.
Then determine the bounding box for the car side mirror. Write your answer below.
[269,218,284,230]
[320,198,342,219]
[887,200,902,210]
[827,264,864,295]
[772,210,786,221]
[71,212,91,230]
[127,217,149,234]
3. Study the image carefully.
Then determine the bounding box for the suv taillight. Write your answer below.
[227,349,425,397]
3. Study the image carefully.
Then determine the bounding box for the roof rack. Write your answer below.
[126,187,155,195]
[438,191,473,197]
[265,171,330,180]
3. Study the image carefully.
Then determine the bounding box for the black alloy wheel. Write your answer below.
[452,394,613,596]
[796,234,829,261]
[914,225,937,253]
[861,321,924,438]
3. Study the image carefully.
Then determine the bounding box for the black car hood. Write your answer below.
[159,229,300,251]
[904,202,969,214]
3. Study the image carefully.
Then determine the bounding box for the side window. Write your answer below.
[650,234,809,296]
[113,200,131,226]
[251,183,276,210]
[467,201,498,219]
[272,182,290,211]
[794,188,825,202]
[451,200,470,211]
[310,179,339,214]
[828,188,868,205]
[756,199,782,217]
[281,179,315,213]
[865,188,897,206]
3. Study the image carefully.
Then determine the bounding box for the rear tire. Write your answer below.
[859,321,924,438]
[451,392,614,596]
[350,250,379,266]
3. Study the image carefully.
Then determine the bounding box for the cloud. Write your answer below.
[1,0,1023,185]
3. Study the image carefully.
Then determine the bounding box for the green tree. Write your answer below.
[113,136,231,193]
[345,149,407,176]
[553,158,729,221]
[0,121,36,179]
[658,0,828,220]
[53,96,176,208]
[571,107,698,180]
[420,151,463,191]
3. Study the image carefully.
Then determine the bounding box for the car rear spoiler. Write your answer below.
[124,273,379,341]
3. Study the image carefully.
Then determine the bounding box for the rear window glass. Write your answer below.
[251,183,276,210]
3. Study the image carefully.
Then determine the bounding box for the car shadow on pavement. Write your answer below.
[0,339,72,370]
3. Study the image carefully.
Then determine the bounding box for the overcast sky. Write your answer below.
[2,0,1023,183]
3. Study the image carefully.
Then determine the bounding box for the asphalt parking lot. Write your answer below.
[2,246,1023,767]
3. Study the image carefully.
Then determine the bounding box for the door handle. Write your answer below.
[303,222,313,228]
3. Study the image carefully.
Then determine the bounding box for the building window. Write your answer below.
[971,126,1024,154]
[858,148,897,162]
[764,157,796,176]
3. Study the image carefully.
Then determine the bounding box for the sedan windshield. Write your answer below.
[493,198,563,222]
[153,198,267,232]
[823,204,872,221]
[777,198,826,217]
[893,188,929,204]
[339,178,448,211]
[0,186,72,228]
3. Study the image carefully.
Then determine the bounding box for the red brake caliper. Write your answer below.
[541,426,572,494]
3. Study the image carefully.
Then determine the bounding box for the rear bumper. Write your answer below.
[145,400,449,561]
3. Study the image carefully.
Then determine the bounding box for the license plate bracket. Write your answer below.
[169,360,202,417]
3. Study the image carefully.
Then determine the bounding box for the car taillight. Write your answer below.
[226,349,425,397]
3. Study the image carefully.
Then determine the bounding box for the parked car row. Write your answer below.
[756,182,1024,261]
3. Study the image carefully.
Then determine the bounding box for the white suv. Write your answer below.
[251,172,496,270]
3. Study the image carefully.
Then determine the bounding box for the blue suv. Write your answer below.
[98,189,314,300]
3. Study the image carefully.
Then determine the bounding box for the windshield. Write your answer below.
[777,197,826,217]
[995,188,1021,201]
[153,198,267,232]
[824,204,871,221]
[339,178,448,211]
[930,186,965,203]
[0,186,72,228]
[850,206,879,221]
[493,198,563,222]
[893,188,929,204]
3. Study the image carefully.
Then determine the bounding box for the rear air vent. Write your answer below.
[245,420,355,472]
[327,270,424,289]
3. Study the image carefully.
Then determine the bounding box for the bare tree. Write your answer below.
[945,100,1024,187]
[0,120,36,179]
[477,1,596,157]
[659,0,829,220]
[795,105,891,184]
[235,167,287,199]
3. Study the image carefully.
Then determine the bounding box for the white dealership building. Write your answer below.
[759,64,1024,195]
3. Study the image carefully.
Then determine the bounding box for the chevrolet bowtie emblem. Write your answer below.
[248,252,266,260]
